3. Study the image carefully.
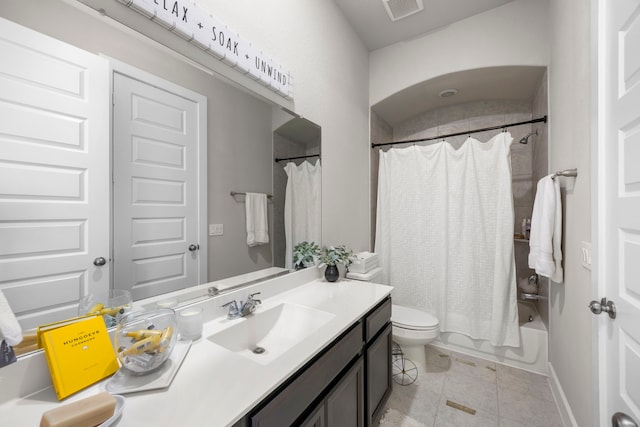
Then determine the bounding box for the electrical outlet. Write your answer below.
[209,224,223,236]
[580,241,592,270]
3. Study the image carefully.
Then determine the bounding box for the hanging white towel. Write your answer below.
[528,175,563,282]
[0,290,22,346]
[245,192,269,247]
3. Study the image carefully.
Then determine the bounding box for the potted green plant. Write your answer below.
[292,241,320,270]
[318,245,355,282]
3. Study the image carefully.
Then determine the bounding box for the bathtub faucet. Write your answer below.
[520,292,543,301]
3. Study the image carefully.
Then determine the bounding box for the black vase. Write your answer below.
[324,264,339,282]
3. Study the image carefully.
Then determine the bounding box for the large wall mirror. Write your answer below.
[0,1,321,346]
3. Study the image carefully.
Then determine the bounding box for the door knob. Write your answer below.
[612,412,638,427]
[93,257,107,266]
[188,244,200,252]
[589,297,616,319]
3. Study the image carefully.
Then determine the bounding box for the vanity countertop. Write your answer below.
[0,278,392,426]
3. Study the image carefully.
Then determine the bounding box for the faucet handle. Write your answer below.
[222,300,240,318]
[248,292,262,305]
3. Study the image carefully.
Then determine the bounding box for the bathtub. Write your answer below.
[431,301,548,375]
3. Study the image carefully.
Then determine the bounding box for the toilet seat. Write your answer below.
[392,304,439,331]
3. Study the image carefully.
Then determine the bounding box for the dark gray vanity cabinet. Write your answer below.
[234,296,391,427]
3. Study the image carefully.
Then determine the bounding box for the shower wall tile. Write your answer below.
[371,110,393,144]
[467,114,505,131]
[514,241,534,282]
[394,109,438,141]
[511,145,534,177]
[438,104,467,125]
[438,120,468,140]
[466,100,505,118]
[473,130,498,144]
[447,135,467,149]
[512,177,534,207]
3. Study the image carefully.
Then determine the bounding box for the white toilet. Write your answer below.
[346,267,440,370]
[390,304,439,369]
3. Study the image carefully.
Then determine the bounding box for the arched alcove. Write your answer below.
[370,65,551,327]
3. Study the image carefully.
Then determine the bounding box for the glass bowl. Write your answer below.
[78,289,133,328]
[114,308,177,375]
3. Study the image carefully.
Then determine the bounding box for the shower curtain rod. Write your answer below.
[274,153,320,163]
[371,115,548,149]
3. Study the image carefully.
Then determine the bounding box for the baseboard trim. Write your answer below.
[548,362,579,427]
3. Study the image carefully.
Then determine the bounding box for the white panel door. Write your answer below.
[0,18,110,329]
[596,0,640,425]
[112,70,206,300]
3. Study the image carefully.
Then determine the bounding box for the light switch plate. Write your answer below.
[209,224,223,236]
[580,241,592,270]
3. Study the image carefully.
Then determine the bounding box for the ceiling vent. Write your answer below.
[382,0,424,21]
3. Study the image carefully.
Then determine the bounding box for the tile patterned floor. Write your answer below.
[382,345,564,427]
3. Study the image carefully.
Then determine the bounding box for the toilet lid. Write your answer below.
[392,304,439,330]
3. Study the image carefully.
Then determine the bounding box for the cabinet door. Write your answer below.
[367,323,393,426]
[326,358,364,427]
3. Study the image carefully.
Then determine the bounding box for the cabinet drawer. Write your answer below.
[365,298,391,343]
[251,323,363,427]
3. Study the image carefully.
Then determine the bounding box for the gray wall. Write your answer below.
[199,0,371,253]
[1,0,276,283]
[548,0,593,425]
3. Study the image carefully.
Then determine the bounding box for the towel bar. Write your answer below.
[230,191,273,199]
[551,168,577,179]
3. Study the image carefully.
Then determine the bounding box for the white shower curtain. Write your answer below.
[284,160,322,269]
[375,132,520,347]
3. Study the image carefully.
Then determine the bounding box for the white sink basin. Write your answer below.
[208,302,335,365]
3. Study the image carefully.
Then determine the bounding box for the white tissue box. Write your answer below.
[349,252,378,274]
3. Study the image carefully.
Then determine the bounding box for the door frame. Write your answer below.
[592,0,606,424]
[105,56,208,291]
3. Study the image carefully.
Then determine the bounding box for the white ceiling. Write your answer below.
[334,0,515,51]
[333,0,544,127]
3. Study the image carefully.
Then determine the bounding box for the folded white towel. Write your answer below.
[528,175,563,282]
[0,290,22,346]
[245,192,269,247]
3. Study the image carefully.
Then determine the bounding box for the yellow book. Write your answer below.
[40,315,119,400]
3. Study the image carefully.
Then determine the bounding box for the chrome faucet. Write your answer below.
[520,292,543,301]
[240,292,262,316]
[222,292,262,319]
[222,300,241,319]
